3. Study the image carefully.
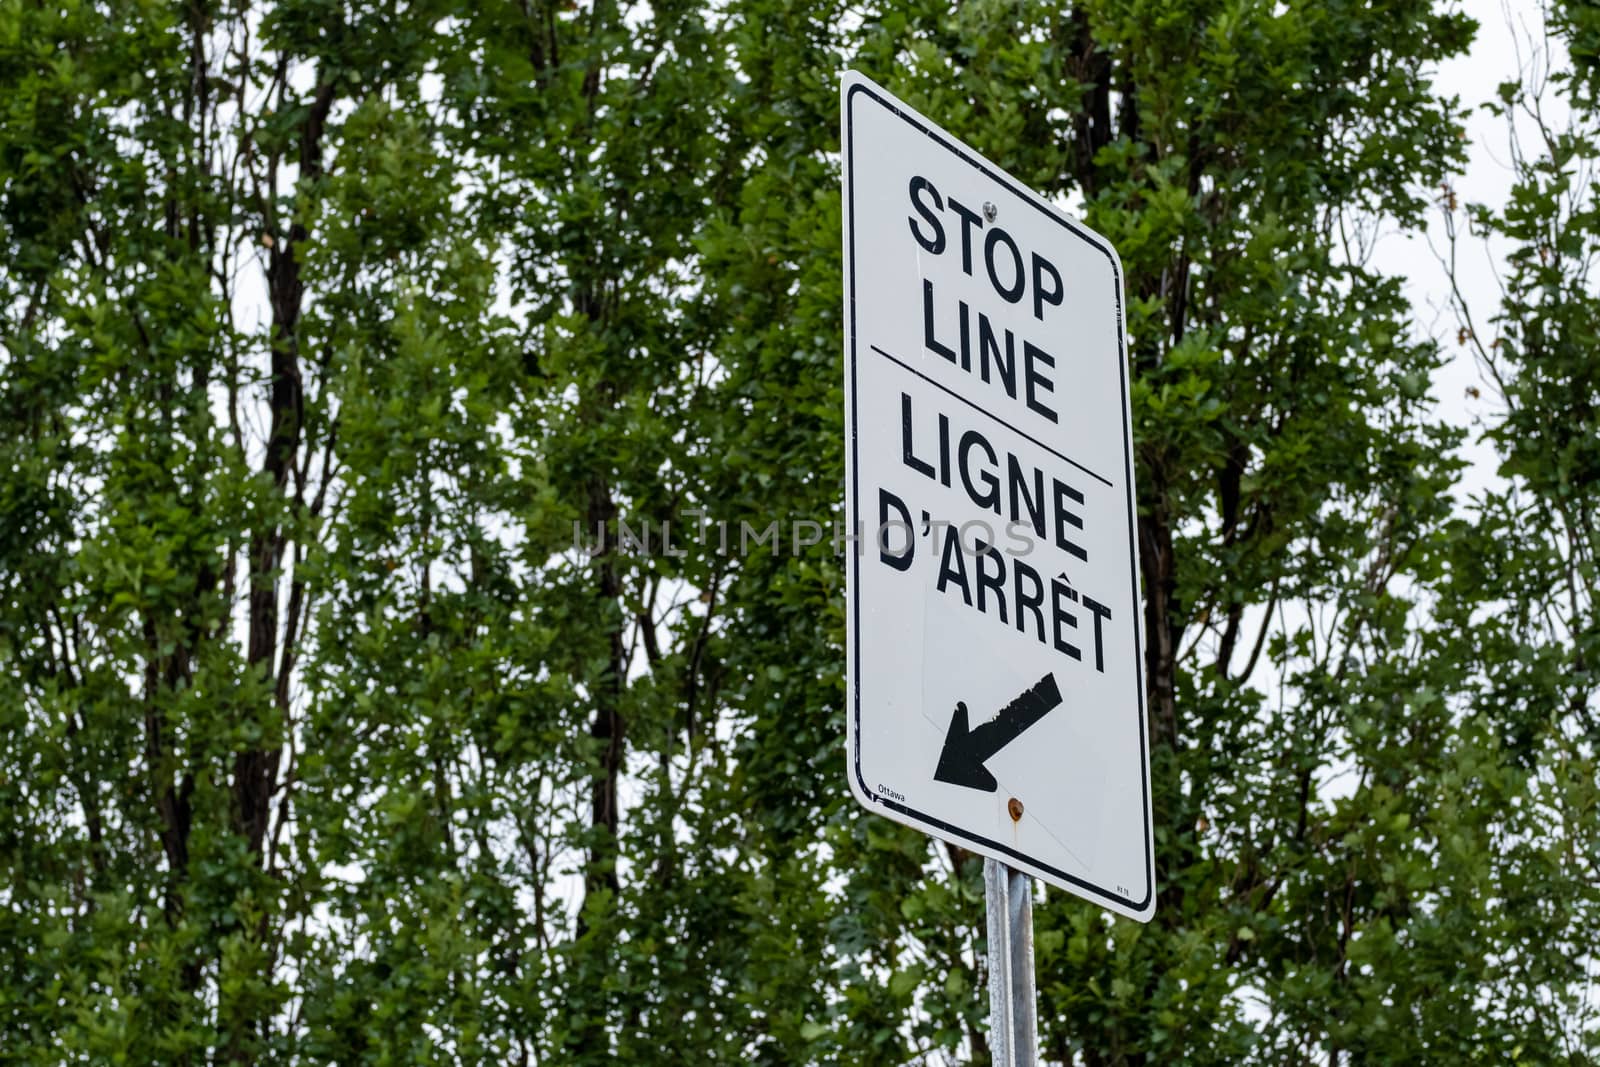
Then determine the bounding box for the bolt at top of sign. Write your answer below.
[841,71,1155,923]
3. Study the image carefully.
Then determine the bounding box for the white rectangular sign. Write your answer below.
[842,72,1155,921]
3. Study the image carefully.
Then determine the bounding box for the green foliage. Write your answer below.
[1430,3,1600,1060]
[0,0,1594,1063]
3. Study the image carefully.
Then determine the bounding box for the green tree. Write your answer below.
[1431,1,1600,1057]
[1,0,1594,1063]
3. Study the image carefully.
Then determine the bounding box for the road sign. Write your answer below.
[842,72,1155,922]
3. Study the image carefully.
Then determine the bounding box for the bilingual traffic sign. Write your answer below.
[842,72,1155,922]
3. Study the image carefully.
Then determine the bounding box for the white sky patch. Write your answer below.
[1374,0,1570,503]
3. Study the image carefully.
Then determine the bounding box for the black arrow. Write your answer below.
[933,673,1063,792]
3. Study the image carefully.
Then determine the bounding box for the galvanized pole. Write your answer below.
[984,858,1037,1067]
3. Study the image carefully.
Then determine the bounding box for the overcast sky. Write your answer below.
[1378,0,1569,500]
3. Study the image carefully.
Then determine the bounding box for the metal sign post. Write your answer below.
[985,859,1037,1066]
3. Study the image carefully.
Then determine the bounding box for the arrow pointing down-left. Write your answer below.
[933,672,1064,793]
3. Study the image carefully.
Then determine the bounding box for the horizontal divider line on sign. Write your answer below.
[867,343,1112,488]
